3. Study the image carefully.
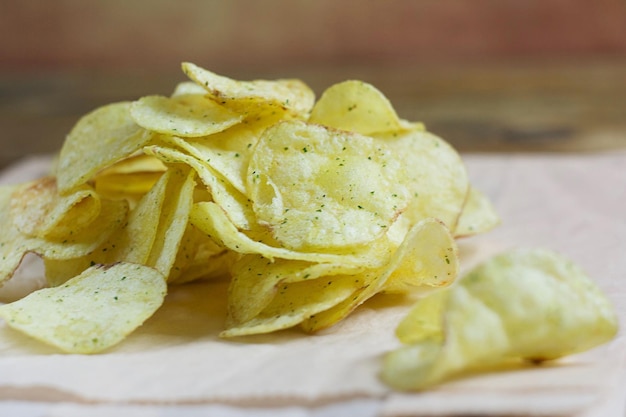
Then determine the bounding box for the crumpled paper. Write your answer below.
[0,151,625,417]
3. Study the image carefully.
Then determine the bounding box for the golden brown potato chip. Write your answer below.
[0,262,167,353]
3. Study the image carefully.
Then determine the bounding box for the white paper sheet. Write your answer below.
[1,151,625,416]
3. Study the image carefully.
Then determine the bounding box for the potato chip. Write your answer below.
[161,119,272,195]
[168,228,235,285]
[382,249,618,390]
[144,145,256,230]
[10,177,100,240]
[96,153,166,176]
[44,167,195,286]
[308,80,402,135]
[301,218,458,332]
[130,94,242,137]
[454,186,500,237]
[220,273,361,338]
[94,171,164,202]
[248,120,411,250]
[56,102,153,194]
[377,129,469,230]
[171,81,208,97]
[145,167,196,277]
[0,186,128,286]
[181,62,315,118]
[0,262,166,353]
[190,201,393,267]
[227,255,367,325]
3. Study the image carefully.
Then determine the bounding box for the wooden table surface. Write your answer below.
[1,60,626,171]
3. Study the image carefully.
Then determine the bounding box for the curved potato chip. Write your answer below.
[171,81,208,97]
[0,262,167,353]
[181,62,315,118]
[162,119,271,195]
[130,94,242,137]
[454,186,500,237]
[0,186,128,286]
[382,248,619,391]
[377,129,469,230]
[56,102,152,193]
[308,80,402,135]
[144,145,255,230]
[190,201,392,267]
[94,172,164,201]
[168,226,234,284]
[301,218,458,332]
[227,255,367,325]
[146,168,196,277]
[96,153,166,176]
[44,168,195,286]
[248,120,411,250]
[220,274,360,338]
[10,177,100,240]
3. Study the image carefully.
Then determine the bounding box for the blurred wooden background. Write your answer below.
[1,0,626,169]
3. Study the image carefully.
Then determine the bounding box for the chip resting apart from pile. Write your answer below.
[0,61,615,394]
[381,248,619,390]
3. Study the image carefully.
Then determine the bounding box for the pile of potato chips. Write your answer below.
[0,63,616,390]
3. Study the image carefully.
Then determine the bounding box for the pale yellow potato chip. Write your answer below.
[162,119,271,195]
[10,177,100,240]
[130,94,242,137]
[220,274,361,338]
[96,153,166,177]
[301,218,458,332]
[454,186,501,237]
[56,102,153,193]
[248,120,411,250]
[94,171,164,201]
[382,248,619,391]
[171,81,209,97]
[45,168,195,285]
[0,186,128,286]
[190,201,393,266]
[308,80,402,135]
[181,62,315,119]
[43,170,170,286]
[146,168,196,277]
[144,145,256,230]
[0,262,167,353]
[228,255,367,325]
[168,226,234,284]
[377,129,470,230]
